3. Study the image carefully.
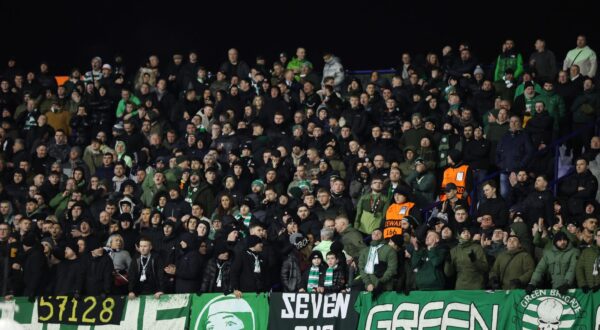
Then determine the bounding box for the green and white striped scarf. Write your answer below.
[324,265,336,287]
[307,265,320,292]
[236,213,253,228]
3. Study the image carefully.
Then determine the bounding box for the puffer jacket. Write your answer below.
[530,244,580,288]
[200,258,232,293]
[576,245,600,288]
[281,249,305,292]
[322,56,345,88]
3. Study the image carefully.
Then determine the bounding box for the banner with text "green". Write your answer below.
[355,289,595,330]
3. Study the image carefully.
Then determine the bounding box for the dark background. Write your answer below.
[0,0,596,74]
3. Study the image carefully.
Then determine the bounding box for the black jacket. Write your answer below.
[21,244,47,297]
[200,258,232,293]
[231,249,266,292]
[520,189,555,226]
[463,138,491,170]
[128,253,165,295]
[82,252,114,295]
[281,250,304,292]
[53,258,84,295]
[559,170,599,217]
[477,196,510,229]
[175,249,205,293]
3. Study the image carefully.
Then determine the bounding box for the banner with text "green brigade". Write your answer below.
[355,289,595,330]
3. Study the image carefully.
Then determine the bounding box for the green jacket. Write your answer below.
[444,240,488,290]
[355,192,389,235]
[286,58,313,81]
[530,244,580,288]
[49,192,71,217]
[411,246,447,290]
[489,248,535,290]
[535,90,566,132]
[494,52,524,81]
[514,82,543,100]
[576,245,600,288]
[358,240,398,290]
[340,226,366,260]
[116,95,141,118]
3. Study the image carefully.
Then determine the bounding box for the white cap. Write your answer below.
[102,64,112,70]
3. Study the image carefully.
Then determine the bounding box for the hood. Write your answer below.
[119,196,135,213]
[115,140,127,155]
[325,56,341,65]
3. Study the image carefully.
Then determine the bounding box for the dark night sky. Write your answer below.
[0,0,595,74]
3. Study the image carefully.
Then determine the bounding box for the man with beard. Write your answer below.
[527,232,580,294]
[489,234,535,290]
[493,39,524,82]
[355,176,389,235]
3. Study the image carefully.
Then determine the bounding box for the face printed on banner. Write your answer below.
[196,296,255,330]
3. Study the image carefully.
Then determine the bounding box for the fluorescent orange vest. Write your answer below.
[383,202,414,239]
[439,164,469,201]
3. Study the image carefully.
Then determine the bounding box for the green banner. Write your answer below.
[188,293,269,330]
[355,289,595,329]
[3,290,600,329]
[0,294,191,330]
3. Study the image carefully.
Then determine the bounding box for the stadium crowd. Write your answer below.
[0,35,600,301]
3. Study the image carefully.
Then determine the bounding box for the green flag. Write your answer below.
[189,293,269,330]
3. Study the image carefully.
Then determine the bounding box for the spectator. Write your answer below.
[529,38,558,82]
[576,228,600,292]
[52,240,84,296]
[559,158,599,218]
[300,251,326,293]
[444,227,488,289]
[489,234,535,290]
[439,149,472,203]
[411,231,447,291]
[334,216,366,261]
[406,158,436,208]
[231,235,266,297]
[322,52,344,91]
[494,39,524,82]
[563,35,597,78]
[355,176,389,235]
[496,115,534,199]
[128,237,164,299]
[359,228,398,292]
[527,232,580,293]
[477,181,509,229]
[82,240,114,297]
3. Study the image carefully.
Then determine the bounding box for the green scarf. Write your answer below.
[307,265,320,292]
[324,265,336,287]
